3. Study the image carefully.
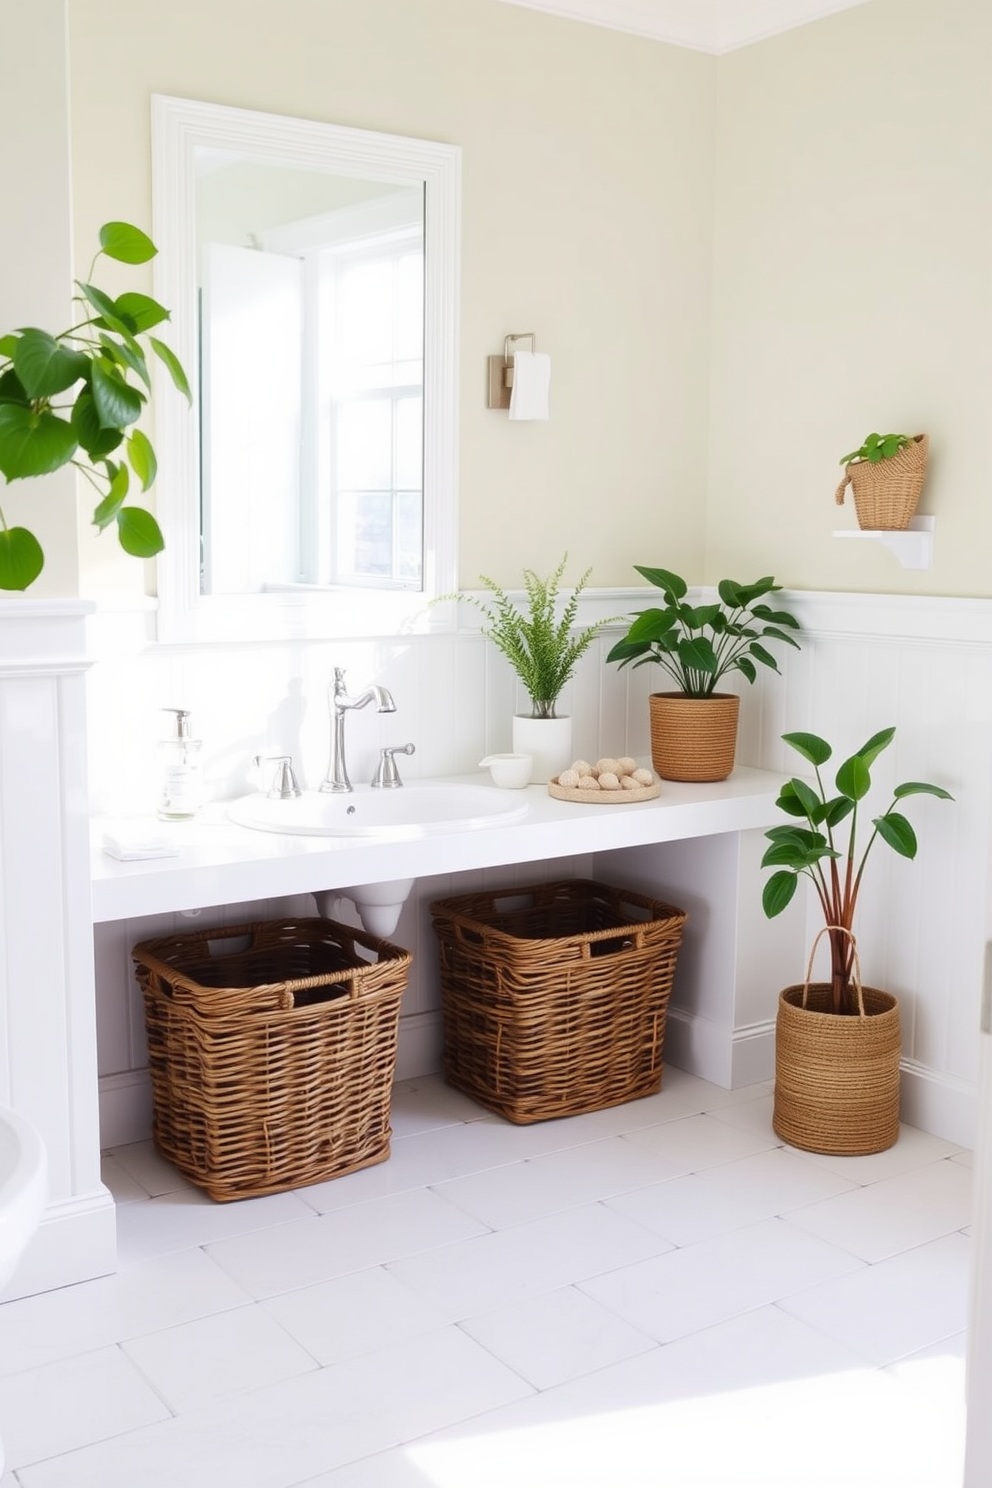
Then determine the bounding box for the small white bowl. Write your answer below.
[479,753,533,789]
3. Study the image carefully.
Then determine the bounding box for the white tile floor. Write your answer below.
[0,1069,972,1488]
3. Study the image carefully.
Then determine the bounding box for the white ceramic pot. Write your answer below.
[511,714,573,783]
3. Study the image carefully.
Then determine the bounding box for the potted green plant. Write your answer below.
[445,554,616,781]
[606,568,801,782]
[834,430,929,532]
[0,220,190,591]
[760,726,953,1154]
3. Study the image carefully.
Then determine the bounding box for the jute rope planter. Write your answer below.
[773,929,901,1156]
[834,433,929,531]
[649,692,740,782]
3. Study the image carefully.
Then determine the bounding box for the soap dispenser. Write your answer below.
[157,708,204,820]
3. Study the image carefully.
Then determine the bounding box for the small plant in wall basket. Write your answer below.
[0,221,191,591]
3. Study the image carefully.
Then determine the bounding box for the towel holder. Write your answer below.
[487,332,536,410]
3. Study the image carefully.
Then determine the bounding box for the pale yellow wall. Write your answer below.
[0,0,79,597]
[707,0,992,595]
[65,0,716,592]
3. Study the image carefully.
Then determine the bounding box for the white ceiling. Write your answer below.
[490,0,876,53]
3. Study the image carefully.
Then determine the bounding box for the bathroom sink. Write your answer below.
[227,784,530,838]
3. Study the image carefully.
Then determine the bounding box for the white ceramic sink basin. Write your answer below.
[227,783,530,838]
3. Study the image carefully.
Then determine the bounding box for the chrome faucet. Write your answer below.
[320,667,397,793]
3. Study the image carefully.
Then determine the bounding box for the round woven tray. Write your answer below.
[548,777,661,804]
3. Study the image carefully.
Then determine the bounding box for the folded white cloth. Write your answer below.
[509,350,551,421]
[102,827,180,861]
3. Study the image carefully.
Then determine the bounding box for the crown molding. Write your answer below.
[488,0,875,53]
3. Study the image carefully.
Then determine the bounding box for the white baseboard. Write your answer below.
[664,1008,775,1090]
[2,1187,117,1301]
[395,1011,444,1081]
[900,1058,977,1149]
[99,1069,154,1149]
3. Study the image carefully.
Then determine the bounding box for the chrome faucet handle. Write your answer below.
[371,743,416,789]
[253,754,302,799]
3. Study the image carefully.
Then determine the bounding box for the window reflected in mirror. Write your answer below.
[196,154,425,595]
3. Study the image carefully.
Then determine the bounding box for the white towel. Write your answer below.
[509,351,551,421]
[102,826,180,860]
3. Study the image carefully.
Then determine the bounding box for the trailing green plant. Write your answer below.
[444,554,615,717]
[761,727,953,1016]
[0,220,191,591]
[839,432,912,466]
[606,568,801,697]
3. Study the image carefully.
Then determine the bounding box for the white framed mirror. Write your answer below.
[151,95,460,643]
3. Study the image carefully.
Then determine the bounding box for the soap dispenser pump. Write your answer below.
[157,708,204,821]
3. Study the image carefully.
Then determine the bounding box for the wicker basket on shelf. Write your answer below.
[430,879,686,1124]
[834,433,929,531]
[132,917,412,1201]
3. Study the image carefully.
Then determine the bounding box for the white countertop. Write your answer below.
[90,767,786,923]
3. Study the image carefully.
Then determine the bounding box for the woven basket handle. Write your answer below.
[802,925,866,1018]
[834,470,851,505]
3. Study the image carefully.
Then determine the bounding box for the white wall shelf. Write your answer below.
[832,514,935,569]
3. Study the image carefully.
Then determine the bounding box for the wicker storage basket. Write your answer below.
[773,935,901,1156]
[430,879,687,1124]
[132,918,412,1201]
[834,433,929,531]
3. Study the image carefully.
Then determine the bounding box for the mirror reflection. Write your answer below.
[151,96,459,643]
[195,153,425,595]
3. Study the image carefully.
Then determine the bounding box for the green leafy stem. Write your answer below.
[760,727,953,1015]
[0,221,191,590]
[606,568,802,697]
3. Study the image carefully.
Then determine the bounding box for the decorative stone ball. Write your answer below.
[595,757,621,777]
[619,756,637,775]
[571,759,593,777]
[620,774,641,790]
[632,768,655,786]
[597,771,621,791]
[557,768,581,789]
[576,775,601,790]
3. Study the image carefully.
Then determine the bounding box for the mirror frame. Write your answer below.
[151,94,460,643]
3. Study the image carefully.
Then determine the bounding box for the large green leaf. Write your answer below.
[874,811,918,858]
[0,526,44,590]
[71,390,124,460]
[76,280,131,337]
[774,782,812,818]
[116,504,164,558]
[677,636,718,673]
[91,359,144,429]
[748,640,779,671]
[788,777,824,819]
[92,463,129,530]
[836,752,871,801]
[762,871,798,917]
[148,337,192,401]
[625,607,677,643]
[99,332,150,391]
[633,565,687,599]
[12,330,88,399]
[113,292,170,333]
[782,731,831,767]
[736,656,756,684]
[856,727,896,766]
[126,428,157,490]
[893,781,954,801]
[0,404,78,478]
[99,221,157,265]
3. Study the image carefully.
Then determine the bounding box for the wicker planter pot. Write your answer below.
[834,433,929,531]
[773,982,902,1156]
[649,692,740,782]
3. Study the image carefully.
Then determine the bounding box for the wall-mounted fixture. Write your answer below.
[832,514,935,570]
[487,332,551,420]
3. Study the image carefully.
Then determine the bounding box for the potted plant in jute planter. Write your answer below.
[443,554,617,782]
[606,568,801,782]
[834,431,929,532]
[761,726,953,1155]
[0,221,190,591]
